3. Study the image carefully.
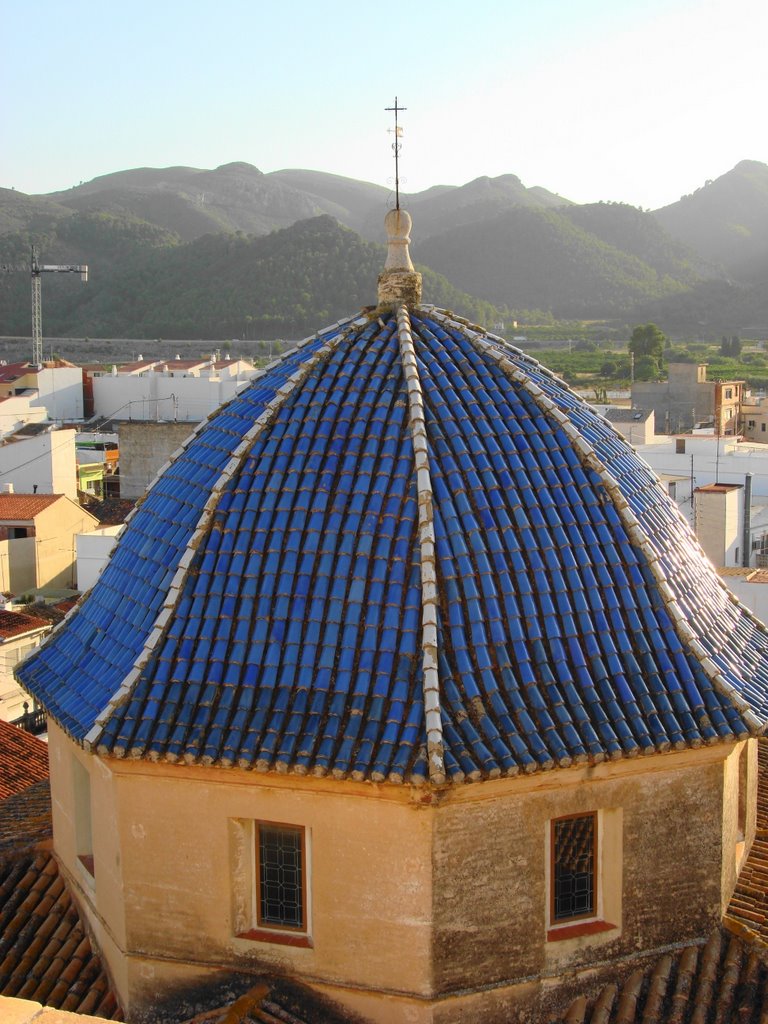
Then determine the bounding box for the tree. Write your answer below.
[634,355,660,381]
[629,323,666,362]
[720,334,742,357]
[629,322,666,378]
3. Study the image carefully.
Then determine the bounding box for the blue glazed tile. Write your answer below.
[16,308,767,779]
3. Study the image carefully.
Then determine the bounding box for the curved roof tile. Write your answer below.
[16,307,768,783]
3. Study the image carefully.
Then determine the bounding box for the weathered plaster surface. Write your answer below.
[49,725,753,1023]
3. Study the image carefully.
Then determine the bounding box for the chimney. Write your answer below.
[4,483,14,494]
[743,473,753,568]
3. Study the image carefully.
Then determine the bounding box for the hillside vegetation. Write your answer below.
[414,205,699,318]
[2,158,768,338]
[0,214,505,340]
[654,160,768,283]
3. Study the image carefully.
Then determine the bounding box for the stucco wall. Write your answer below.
[632,368,715,433]
[33,500,98,590]
[0,397,47,439]
[48,723,752,1024]
[0,630,48,721]
[92,373,253,425]
[0,430,78,500]
[695,486,742,567]
[47,724,129,999]
[0,536,35,593]
[742,402,768,442]
[721,576,768,622]
[76,526,123,592]
[117,422,196,499]
[117,771,433,998]
[430,748,741,1001]
[50,726,434,1018]
[33,367,84,420]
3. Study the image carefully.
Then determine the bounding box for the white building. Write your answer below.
[0,361,84,422]
[0,428,78,500]
[718,568,768,624]
[0,394,48,438]
[76,525,123,592]
[741,393,768,442]
[599,407,656,446]
[634,433,768,498]
[595,410,768,570]
[695,483,746,568]
[90,357,257,423]
[0,607,52,722]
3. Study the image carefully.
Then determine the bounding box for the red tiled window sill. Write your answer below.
[238,928,313,948]
[547,919,617,942]
[78,854,95,876]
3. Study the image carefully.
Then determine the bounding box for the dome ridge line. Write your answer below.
[461,326,763,738]
[395,303,446,786]
[84,316,369,757]
[138,313,365,509]
[424,307,563,385]
[47,313,368,702]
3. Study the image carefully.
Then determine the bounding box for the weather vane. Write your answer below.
[385,97,406,210]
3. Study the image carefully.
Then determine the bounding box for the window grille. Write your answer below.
[552,814,596,921]
[257,824,304,930]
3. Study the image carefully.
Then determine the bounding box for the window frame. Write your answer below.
[550,811,598,926]
[72,755,95,880]
[255,820,307,935]
[232,818,313,948]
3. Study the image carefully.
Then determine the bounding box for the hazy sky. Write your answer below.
[2,0,766,210]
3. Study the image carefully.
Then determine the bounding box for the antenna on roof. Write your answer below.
[385,97,406,210]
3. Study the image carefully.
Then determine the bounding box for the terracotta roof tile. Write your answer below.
[696,483,742,493]
[12,603,71,629]
[558,739,768,1024]
[52,599,79,616]
[0,723,48,801]
[81,498,135,527]
[0,849,120,1019]
[177,978,363,1024]
[0,781,51,861]
[558,929,768,1023]
[724,739,768,946]
[0,363,36,383]
[111,359,161,374]
[0,611,50,641]
[717,567,756,578]
[0,495,62,521]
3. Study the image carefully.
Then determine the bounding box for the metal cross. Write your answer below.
[385,97,406,210]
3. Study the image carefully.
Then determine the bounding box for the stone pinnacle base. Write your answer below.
[377,269,423,310]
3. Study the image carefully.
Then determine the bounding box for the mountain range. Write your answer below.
[2,159,768,339]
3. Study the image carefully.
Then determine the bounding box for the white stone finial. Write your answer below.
[384,208,415,271]
[378,208,422,308]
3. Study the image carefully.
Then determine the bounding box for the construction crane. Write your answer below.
[30,246,88,366]
[1,246,88,366]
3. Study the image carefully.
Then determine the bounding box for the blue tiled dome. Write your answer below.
[17,305,768,784]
